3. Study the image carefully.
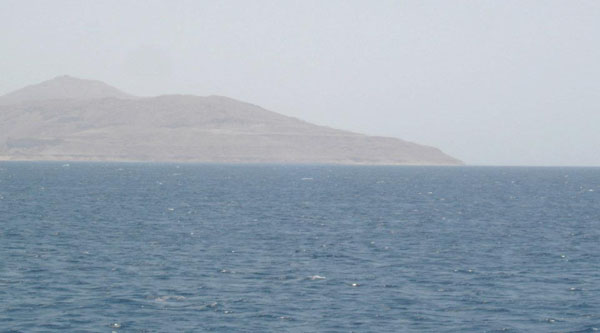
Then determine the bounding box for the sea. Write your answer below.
[0,162,599,332]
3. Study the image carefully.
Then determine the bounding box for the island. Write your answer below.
[0,76,462,165]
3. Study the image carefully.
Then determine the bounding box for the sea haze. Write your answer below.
[1,163,599,332]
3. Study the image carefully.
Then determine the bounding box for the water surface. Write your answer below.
[1,163,599,332]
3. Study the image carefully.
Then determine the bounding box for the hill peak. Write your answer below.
[0,76,135,105]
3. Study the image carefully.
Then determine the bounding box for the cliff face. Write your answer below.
[0,76,462,165]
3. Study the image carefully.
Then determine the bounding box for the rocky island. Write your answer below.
[0,76,462,165]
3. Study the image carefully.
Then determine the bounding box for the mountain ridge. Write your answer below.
[0,76,135,105]
[0,76,463,165]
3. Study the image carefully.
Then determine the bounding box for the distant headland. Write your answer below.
[0,76,462,165]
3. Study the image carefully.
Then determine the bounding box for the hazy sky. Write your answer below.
[1,0,599,166]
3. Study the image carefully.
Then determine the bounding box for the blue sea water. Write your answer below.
[0,163,599,332]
